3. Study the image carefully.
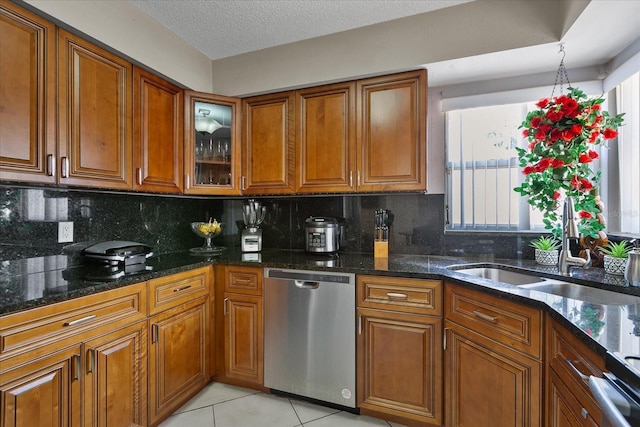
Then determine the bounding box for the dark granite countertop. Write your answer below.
[2,247,640,386]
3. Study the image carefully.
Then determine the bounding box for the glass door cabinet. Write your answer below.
[184,91,241,194]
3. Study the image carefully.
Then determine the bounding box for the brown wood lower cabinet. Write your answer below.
[356,275,442,427]
[148,297,210,426]
[0,345,82,427]
[224,294,263,384]
[444,283,543,427]
[83,321,147,427]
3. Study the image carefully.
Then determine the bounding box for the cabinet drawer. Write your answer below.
[0,282,147,359]
[358,275,441,315]
[225,266,262,295]
[149,266,212,315]
[445,283,542,359]
[547,316,604,407]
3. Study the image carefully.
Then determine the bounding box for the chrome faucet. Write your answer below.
[558,197,591,275]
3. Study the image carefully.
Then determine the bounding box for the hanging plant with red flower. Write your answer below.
[514,87,624,238]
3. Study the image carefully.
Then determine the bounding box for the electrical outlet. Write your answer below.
[58,221,74,243]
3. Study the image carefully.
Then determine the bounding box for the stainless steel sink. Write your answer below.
[448,265,546,286]
[448,263,640,306]
[520,282,640,306]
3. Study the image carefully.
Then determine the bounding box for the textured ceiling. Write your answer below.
[129,0,474,60]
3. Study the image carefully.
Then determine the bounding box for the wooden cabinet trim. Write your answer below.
[225,266,262,295]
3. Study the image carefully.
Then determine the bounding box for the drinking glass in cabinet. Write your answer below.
[192,101,233,187]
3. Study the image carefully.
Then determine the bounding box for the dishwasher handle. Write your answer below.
[294,280,320,289]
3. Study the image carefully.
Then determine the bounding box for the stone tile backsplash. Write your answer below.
[0,185,531,260]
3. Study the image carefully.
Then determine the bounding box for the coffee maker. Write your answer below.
[241,199,265,252]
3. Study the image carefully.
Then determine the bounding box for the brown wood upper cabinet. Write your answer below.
[242,91,296,194]
[357,69,427,192]
[133,67,184,193]
[58,29,133,189]
[296,82,356,193]
[0,0,57,184]
[295,69,427,194]
[184,91,242,195]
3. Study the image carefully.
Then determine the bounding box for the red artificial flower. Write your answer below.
[523,166,536,175]
[592,104,601,111]
[537,158,552,170]
[572,124,583,134]
[579,153,592,163]
[589,130,599,143]
[535,129,546,140]
[540,124,552,133]
[528,142,537,150]
[546,110,564,122]
[564,98,578,111]
[588,150,599,159]
[581,178,593,190]
[553,191,561,200]
[550,129,561,142]
[536,98,549,108]
[579,211,592,219]
[562,129,576,141]
[530,116,542,128]
[522,129,529,138]
[603,128,618,139]
[551,158,565,168]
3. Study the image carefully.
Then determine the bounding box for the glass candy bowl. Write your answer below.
[190,221,224,255]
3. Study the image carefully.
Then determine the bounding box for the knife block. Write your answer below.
[374,240,388,258]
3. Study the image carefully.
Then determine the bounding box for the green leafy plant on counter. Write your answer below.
[529,236,561,251]
[598,240,632,258]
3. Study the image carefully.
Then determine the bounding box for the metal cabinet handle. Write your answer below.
[223,298,229,316]
[443,327,450,350]
[61,157,69,178]
[349,171,353,187]
[136,168,143,185]
[567,359,590,385]
[151,323,159,344]
[386,292,408,300]
[63,314,96,327]
[357,170,361,186]
[581,407,588,419]
[72,354,81,381]
[472,310,498,323]
[87,349,95,374]
[241,176,246,191]
[173,285,192,293]
[47,154,55,176]
[185,174,190,189]
[358,315,363,335]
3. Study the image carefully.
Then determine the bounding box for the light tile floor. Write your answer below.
[159,382,408,427]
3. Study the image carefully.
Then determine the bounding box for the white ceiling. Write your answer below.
[129,0,640,87]
[129,0,474,60]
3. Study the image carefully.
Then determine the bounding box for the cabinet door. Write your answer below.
[548,369,599,427]
[444,322,542,427]
[133,66,183,193]
[148,298,209,425]
[356,69,427,192]
[224,294,263,384]
[58,29,132,189]
[357,308,442,425]
[0,345,81,427]
[184,91,241,194]
[242,92,295,194]
[0,0,56,184]
[296,82,356,193]
[83,321,147,427]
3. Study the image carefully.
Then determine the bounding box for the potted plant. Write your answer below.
[514,87,624,239]
[599,240,631,275]
[530,236,561,265]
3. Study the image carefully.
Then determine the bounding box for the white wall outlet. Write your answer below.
[58,221,74,243]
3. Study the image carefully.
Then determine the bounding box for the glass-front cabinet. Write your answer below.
[184,91,241,195]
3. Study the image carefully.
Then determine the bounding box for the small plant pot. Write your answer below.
[535,249,558,266]
[603,255,626,275]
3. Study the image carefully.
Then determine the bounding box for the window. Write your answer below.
[445,71,639,235]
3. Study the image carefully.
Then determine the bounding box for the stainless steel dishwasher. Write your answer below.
[263,268,356,409]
